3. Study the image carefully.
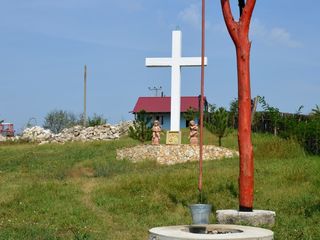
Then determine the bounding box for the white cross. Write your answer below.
[146,30,207,131]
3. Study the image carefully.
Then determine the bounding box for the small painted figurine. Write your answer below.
[152,120,161,145]
[189,120,198,145]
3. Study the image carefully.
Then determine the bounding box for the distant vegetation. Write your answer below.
[43,110,107,133]
[204,97,320,155]
[87,113,107,127]
[43,110,78,133]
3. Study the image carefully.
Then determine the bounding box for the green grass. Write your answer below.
[0,132,319,239]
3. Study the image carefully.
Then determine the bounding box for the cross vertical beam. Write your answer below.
[146,30,207,131]
[171,31,182,132]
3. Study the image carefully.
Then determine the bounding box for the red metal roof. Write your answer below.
[132,96,204,113]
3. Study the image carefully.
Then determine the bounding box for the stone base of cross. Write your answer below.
[165,131,181,145]
[146,30,207,135]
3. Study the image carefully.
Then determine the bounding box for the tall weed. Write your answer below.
[253,133,305,159]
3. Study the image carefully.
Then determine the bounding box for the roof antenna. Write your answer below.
[148,86,162,97]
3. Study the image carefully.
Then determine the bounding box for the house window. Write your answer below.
[186,120,190,128]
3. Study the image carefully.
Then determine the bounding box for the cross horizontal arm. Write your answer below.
[146,57,208,67]
[145,58,173,67]
[179,57,208,67]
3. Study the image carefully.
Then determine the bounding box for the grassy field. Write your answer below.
[0,130,319,239]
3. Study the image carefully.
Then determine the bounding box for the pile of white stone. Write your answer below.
[117,144,239,165]
[20,126,52,143]
[17,121,132,144]
[0,134,8,142]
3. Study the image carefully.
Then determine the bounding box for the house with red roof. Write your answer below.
[132,96,208,130]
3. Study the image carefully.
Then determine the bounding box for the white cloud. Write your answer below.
[251,19,302,48]
[250,19,268,37]
[269,28,302,48]
[178,4,201,29]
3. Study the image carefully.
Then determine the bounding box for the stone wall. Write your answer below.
[2,121,133,144]
[116,144,239,165]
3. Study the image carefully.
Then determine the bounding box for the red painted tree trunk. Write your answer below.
[221,0,256,211]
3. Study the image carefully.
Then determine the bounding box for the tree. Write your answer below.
[310,105,320,154]
[259,96,281,136]
[183,107,198,125]
[205,107,229,146]
[25,117,37,129]
[311,104,320,119]
[229,98,238,129]
[221,0,256,211]
[88,113,107,126]
[207,103,217,114]
[128,110,152,143]
[43,110,78,133]
[203,103,215,123]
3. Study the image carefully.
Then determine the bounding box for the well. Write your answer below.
[149,224,273,240]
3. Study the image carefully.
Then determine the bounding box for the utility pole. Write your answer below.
[83,65,87,127]
[148,86,162,97]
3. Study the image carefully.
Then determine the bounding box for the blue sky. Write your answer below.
[1,0,319,131]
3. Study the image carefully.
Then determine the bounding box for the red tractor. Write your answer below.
[0,122,15,137]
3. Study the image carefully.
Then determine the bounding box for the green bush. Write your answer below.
[299,120,320,155]
[43,110,78,133]
[278,116,320,155]
[183,107,198,122]
[205,107,229,146]
[87,113,107,127]
[128,110,152,143]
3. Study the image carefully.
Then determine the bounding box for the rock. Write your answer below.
[16,121,133,145]
[0,135,7,142]
[216,210,276,228]
[20,126,53,143]
[116,144,239,165]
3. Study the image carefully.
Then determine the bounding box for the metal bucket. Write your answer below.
[189,204,212,225]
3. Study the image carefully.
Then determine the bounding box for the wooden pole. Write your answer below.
[221,0,256,211]
[198,0,206,197]
[84,65,87,127]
